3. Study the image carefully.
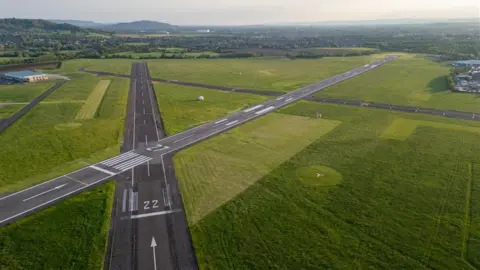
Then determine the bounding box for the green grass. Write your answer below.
[147,55,382,92]
[0,182,114,270]
[382,117,480,140]
[75,80,110,120]
[174,113,340,224]
[315,54,480,113]
[0,77,129,192]
[46,74,102,102]
[154,83,269,134]
[59,59,133,75]
[0,104,24,119]
[0,82,54,102]
[175,100,480,269]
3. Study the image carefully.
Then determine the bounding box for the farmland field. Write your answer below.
[154,83,268,134]
[175,100,480,269]
[0,182,114,270]
[147,55,384,92]
[75,80,111,120]
[0,82,54,102]
[315,54,480,113]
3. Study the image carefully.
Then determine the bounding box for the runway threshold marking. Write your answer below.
[130,209,181,219]
[89,165,116,176]
[22,184,68,202]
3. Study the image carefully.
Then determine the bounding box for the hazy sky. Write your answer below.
[0,0,479,25]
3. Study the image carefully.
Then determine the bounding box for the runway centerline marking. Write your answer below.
[173,134,195,143]
[225,120,238,126]
[64,175,88,186]
[22,184,68,202]
[89,165,116,176]
[130,209,181,219]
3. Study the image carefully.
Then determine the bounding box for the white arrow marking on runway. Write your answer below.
[151,237,158,270]
[23,184,68,202]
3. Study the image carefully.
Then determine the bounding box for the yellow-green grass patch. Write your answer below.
[382,118,480,141]
[174,113,341,224]
[75,80,111,120]
[54,122,83,131]
[296,165,343,187]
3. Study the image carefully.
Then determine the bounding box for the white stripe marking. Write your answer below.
[243,105,263,113]
[22,184,68,202]
[101,152,138,166]
[100,152,137,165]
[122,189,127,212]
[0,175,112,225]
[214,118,228,124]
[130,209,181,219]
[129,189,134,212]
[173,134,195,143]
[225,120,238,126]
[115,156,152,171]
[285,98,293,102]
[89,165,116,176]
[255,106,276,115]
[276,96,285,100]
[114,156,151,171]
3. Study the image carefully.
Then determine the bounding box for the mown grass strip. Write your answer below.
[75,80,111,120]
[0,182,115,270]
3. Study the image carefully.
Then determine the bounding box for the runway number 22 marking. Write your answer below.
[144,200,159,210]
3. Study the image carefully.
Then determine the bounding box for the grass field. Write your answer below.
[147,55,383,92]
[75,80,111,120]
[0,82,54,102]
[0,76,129,192]
[0,104,24,119]
[175,101,480,269]
[315,54,480,113]
[58,59,133,75]
[154,83,268,134]
[174,113,340,224]
[0,182,114,270]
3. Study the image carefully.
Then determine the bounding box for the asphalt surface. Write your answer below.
[105,63,197,270]
[0,55,396,228]
[0,81,66,133]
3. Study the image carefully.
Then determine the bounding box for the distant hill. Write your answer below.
[98,20,176,32]
[0,18,110,36]
[50,19,105,28]
[0,18,87,33]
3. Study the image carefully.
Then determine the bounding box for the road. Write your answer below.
[0,55,396,228]
[0,81,66,133]
[105,62,196,270]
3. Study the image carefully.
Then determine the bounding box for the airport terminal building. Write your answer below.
[2,70,48,83]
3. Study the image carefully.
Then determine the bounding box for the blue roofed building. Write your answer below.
[452,60,480,68]
[2,70,48,83]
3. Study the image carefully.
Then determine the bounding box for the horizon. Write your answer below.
[0,0,479,25]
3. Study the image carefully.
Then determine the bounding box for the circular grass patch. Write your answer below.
[296,165,343,186]
[54,122,82,131]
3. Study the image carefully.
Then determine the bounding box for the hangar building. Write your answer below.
[2,70,48,83]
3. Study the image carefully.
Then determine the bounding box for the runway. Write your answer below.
[0,81,66,133]
[105,63,196,270]
[0,55,396,230]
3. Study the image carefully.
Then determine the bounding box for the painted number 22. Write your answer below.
[144,200,159,210]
